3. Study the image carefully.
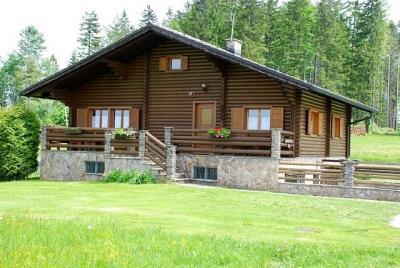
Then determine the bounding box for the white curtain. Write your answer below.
[247,110,258,130]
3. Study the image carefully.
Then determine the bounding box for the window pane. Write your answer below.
[247,109,259,130]
[194,167,205,179]
[92,110,100,128]
[101,110,108,128]
[206,167,217,180]
[260,109,271,130]
[123,110,130,128]
[96,162,105,174]
[171,58,182,70]
[85,161,96,173]
[114,110,122,128]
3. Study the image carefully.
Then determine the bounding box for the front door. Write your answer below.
[194,102,216,130]
[194,102,216,149]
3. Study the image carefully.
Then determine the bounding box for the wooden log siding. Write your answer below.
[147,41,223,139]
[330,100,348,157]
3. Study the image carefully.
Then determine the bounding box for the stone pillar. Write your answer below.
[164,127,174,146]
[341,160,357,187]
[139,130,146,159]
[166,145,177,180]
[104,130,112,159]
[271,128,281,159]
[40,125,47,150]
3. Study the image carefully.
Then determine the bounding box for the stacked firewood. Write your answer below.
[351,125,366,136]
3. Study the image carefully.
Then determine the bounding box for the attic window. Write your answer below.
[159,56,188,71]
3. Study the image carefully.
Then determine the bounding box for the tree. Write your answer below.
[139,5,158,26]
[17,25,45,60]
[105,10,133,45]
[77,11,102,59]
[69,50,79,66]
[163,7,174,27]
[314,0,349,93]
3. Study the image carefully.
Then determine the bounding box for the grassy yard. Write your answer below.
[351,134,400,163]
[0,181,399,267]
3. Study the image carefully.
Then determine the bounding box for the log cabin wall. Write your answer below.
[329,100,349,157]
[298,91,327,156]
[146,40,223,138]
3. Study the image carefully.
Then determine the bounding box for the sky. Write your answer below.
[0,0,399,68]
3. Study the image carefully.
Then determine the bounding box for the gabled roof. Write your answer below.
[22,23,377,113]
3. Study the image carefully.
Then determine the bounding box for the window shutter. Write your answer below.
[159,57,167,71]
[331,116,335,138]
[76,108,88,127]
[129,108,140,129]
[339,117,344,139]
[231,108,245,129]
[271,107,284,129]
[318,112,324,136]
[181,56,188,70]
[306,109,312,135]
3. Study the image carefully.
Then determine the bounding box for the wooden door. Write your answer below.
[193,102,216,149]
[194,102,216,130]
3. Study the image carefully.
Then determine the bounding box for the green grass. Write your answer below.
[0,181,399,267]
[351,134,400,163]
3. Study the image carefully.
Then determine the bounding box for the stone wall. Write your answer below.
[177,154,279,190]
[41,150,146,181]
[275,182,400,202]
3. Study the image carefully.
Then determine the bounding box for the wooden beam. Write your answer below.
[346,104,352,158]
[142,52,149,130]
[220,65,227,127]
[294,90,302,157]
[103,59,128,79]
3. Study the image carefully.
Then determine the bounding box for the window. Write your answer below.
[114,109,130,128]
[193,166,217,180]
[332,115,343,139]
[306,109,323,136]
[247,109,271,130]
[91,109,108,128]
[85,161,105,174]
[170,57,182,70]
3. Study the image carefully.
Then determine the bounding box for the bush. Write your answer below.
[103,169,156,184]
[0,107,40,181]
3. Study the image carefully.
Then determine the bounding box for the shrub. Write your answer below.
[0,107,40,181]
[103,169,156,184]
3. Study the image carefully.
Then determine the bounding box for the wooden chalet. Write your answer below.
[22,24,377,182]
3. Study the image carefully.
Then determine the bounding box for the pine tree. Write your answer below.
[41,54,59,76]
[314,0,349,93]
[69,50,79,66]
[163,7,174,27]
[18,25,45,60]
[77,11,102,59]
[105,10,133,45]
[139,5,158,27]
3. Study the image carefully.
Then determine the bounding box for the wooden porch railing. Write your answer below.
[144,131,166,169]
[110,137,138,156]
[171,129,294,157]
[46,127,106,151]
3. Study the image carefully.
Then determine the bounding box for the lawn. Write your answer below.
[351,134,400,163]
[0,181,399,267]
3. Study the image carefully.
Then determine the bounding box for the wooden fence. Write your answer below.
[172,129,294,157]
[354,164,400,190]
[46,127,106,151]
[279,161,343,185]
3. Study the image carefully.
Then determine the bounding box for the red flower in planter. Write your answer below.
[208,127,231,139]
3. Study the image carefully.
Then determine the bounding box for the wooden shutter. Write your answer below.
[331,116,335,138]
[231,108,245,129]
[271,107,284,129]
[76,108,88,127]
[306,109,312,135]
[339,117,344,139]
[318,112,324,136]
[129,108,140,129]
[181,56,188,70]
[159,57,167,71]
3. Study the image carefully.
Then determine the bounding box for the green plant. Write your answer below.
[103,169,156,184]
[208,127,231,139]
[0,107,40,181]
[112,128,135,139]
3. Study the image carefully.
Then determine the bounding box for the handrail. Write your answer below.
[144,131,167,169]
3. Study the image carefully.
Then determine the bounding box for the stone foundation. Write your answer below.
[41,150,146,181]
[177,154,279,190]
